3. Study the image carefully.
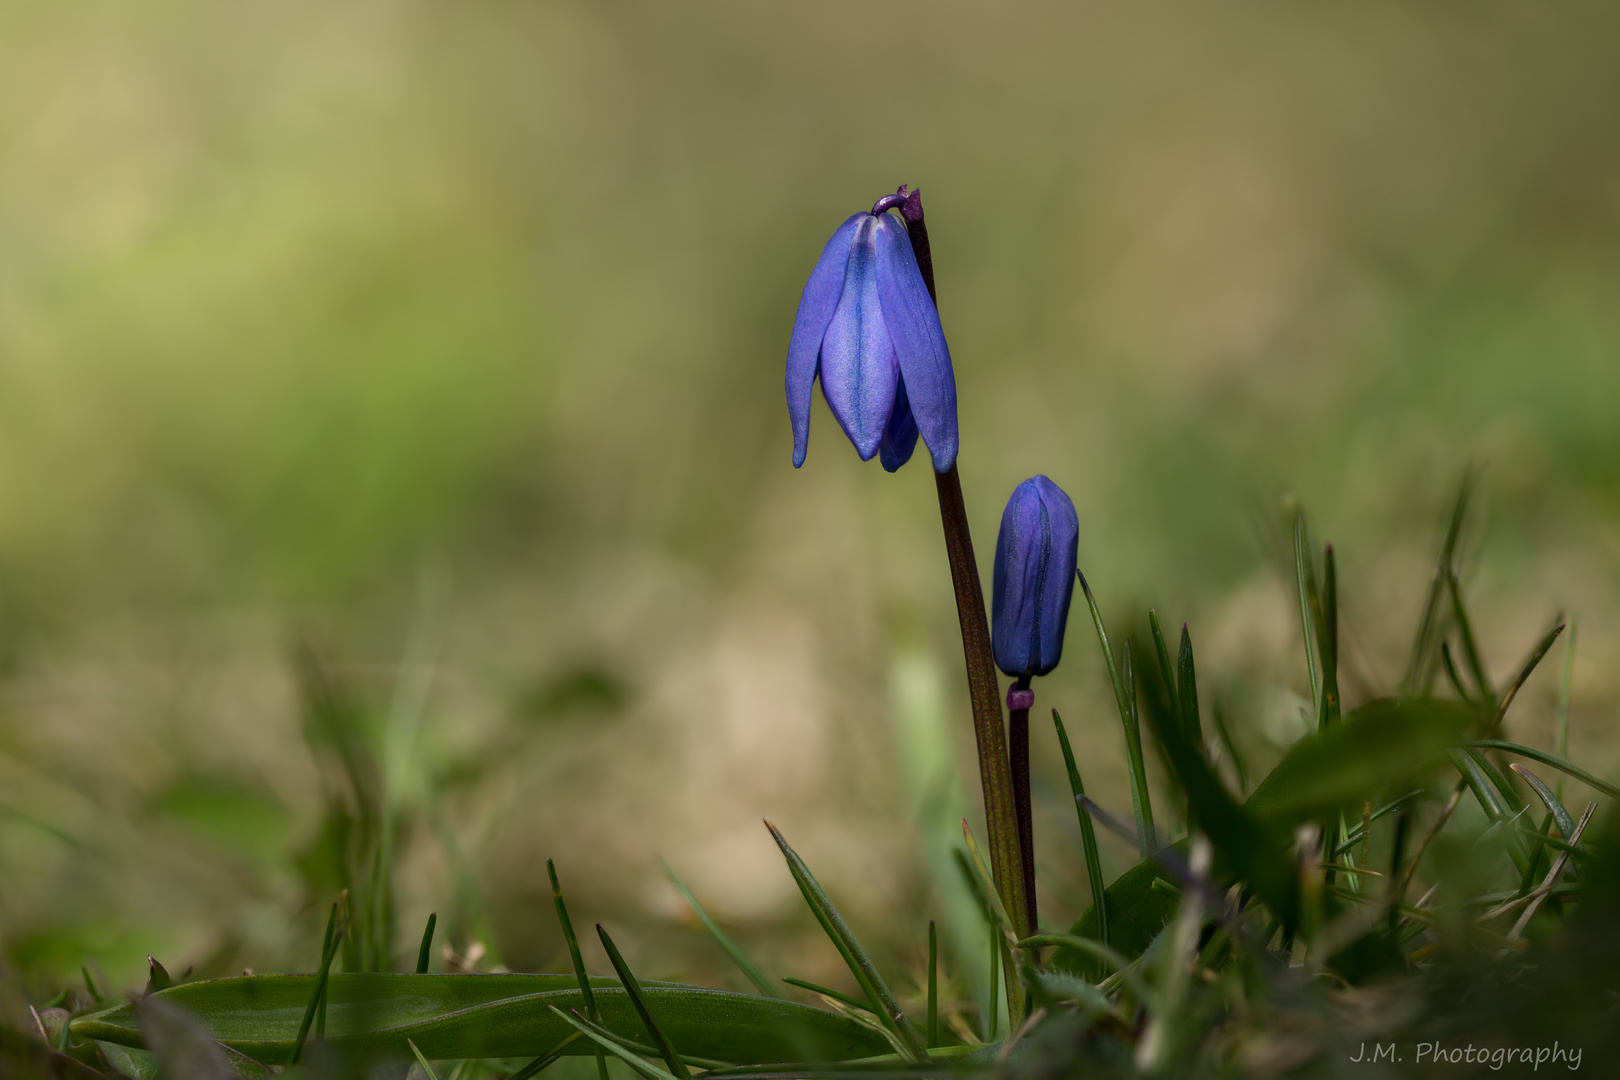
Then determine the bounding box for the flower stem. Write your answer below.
[1008,677,1037,933]
[897,186,1029,940]
[933,463,1029,939]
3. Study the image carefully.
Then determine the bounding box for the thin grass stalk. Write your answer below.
[927,921,938,1049]
[1052,710,1109,948]
[415,912,436,975]
[1293,515,1322,722]
[1403,469,1474,695]
[765,821,928,1060]
[548,859,609,1080]
[598,924,695,1080]
[1555,617,1577,801]
[1320,544,1340,727]
[1080,573,1155,856]
[664,862,779,997]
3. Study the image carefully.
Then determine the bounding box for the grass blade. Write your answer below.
[549,859,609,1080]
[1555,617,1577,800]
[764,821,926,1060]
[1463,741,1620,801]
[291,899,343,1064]
[985,914,999,1041]
[1176,625,1203,752]
[1052,710,1109,948]
[507,1033,582,1080]
[1329,790,1426,858]
[1511,764,1578,844]
[1403,468,1475,695]
[1294,514,1322,722]
[663,862,779,998]
[1446,569,1493,707]
[782,978,874,1014]
[1079,572,1155,856]
[407,1038,443,1080]
[1467,749,1525,815]
[959,822,1024,1029]
[1148,611,1180,718]
[1211,705,1248,795]
[1016,934,1152,1006]
[416,913,436,975]
[597,924,694,1080]
[1321,544,1340,727]
[926,921,937,1049]
[547,1006,681,1080]
[1490,620,1565,735]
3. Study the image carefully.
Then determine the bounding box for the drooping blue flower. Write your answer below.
[785,190,958,473]
[992,476,1080,679]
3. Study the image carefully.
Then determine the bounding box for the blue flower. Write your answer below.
[785,192,957,473]
[992,476,1079,679]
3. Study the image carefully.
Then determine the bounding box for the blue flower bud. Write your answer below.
[992,476,1079,679]
[785,189,958,473]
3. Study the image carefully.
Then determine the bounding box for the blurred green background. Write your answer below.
[1,0,1618,1020]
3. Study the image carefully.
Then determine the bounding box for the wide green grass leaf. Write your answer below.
[1244,700,1475,826]
[1052,857,1177,980]
[71,974,888,1065]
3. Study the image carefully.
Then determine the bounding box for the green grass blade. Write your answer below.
[407,1038,443,1080]
[547,860,600,1019]
[1293,515,1323,722]
[416,913,436,975]
[549,859,609,1080]
[959,822,1024,1028]
[1490,620,1565,735]
[508,1032,582,1080]
[1176,625,1203,751]
[1017,934,1153,1007]
[74,973,889,1064]
[1454,751,1508,823]
[1446,569,1493,706]
[926,921,938,1049]
[1079,572,1155,856]
[781,979,873,1014]
[663,862,779,998]
[548,1006,680,1080]
[145,956,173,996]
[1148,610,1180,719]
[1211,705,1248,795]
[1465,741,1620,801]
[1403,469,1475,695]
[1052,710,1109,948]
[1511,764,1578,844]
[985,919,999,1042]
[1467,749,1525,815]
[1329,790,1426,858]
[597,924,694,1080]
[764,821,926,1061]
[1555,617,1577,800]
[1440,642,1475,704]
[291,900,342,1064]
[1321,544,1340,727]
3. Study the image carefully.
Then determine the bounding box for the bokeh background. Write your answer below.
[2,0,1618,1027]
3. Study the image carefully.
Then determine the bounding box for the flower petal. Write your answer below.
[874,213,957,472]
[819,215,898,461]
[992,476,1080,677]
[786,213,864,468]
[878,373,919,473]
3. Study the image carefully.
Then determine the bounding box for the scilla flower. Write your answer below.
[992,476,1080,682]
[785,186,958,473]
